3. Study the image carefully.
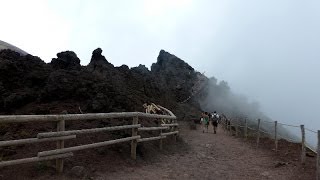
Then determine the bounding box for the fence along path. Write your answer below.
[0,106,179,173]
[220,115,320,180]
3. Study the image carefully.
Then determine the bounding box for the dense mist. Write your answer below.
[200,77,261,119]
[199,76,315,149]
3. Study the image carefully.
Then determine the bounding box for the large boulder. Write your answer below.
[51,51,81,70]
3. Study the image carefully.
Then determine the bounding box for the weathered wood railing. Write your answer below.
[220,115,320,180]
[0,109,179,173]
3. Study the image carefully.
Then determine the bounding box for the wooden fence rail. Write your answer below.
[220,115,320,180]
[0,135,76,147]
[0,112,176,123]
[139,127,169,131]
[37,124,141,138]
[0,108,178,173]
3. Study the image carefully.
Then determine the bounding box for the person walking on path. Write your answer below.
[212,111,220,134]
[201,112,209,133]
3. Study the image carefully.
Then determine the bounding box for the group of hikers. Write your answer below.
[200,111,220,134]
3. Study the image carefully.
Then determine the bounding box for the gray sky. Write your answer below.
[1,0,320,134]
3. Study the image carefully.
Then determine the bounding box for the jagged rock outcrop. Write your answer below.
[131,64,150,75]
[151,50,199,102]
[87,48,114,72]
[50,51,81,70]
[0,48,203,118]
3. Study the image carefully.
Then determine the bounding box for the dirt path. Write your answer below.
[92,122,307,180]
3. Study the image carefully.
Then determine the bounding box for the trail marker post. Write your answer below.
[256,119,261,147]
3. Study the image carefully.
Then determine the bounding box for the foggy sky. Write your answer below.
[1,0,320,134]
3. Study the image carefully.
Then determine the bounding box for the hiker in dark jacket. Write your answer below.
[211,111,220,134]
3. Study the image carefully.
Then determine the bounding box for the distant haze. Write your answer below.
[1,0,320,142]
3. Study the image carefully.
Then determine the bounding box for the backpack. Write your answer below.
[212,113,219,123]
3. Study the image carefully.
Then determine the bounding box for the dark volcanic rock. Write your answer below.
[51,51,81,70]
[0,49,50,113]
[152,50,194,73]
[151,50,198,102]
[87,48,114,72]
[70,166,86,177]
[92,48,103,60]
[0,48,202,118]
[131,64,150,75]
[0,49,21,60]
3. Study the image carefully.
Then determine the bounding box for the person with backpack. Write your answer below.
[211,111,220,134]
[200,112,209,133]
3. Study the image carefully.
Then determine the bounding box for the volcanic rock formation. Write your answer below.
[0,47,203,119]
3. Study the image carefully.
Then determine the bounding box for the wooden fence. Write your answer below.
[220,116,320,180]
[0,108,179,173]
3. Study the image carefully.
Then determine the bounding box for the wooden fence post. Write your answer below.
[159,119,163,150]
[275,121,278,152]
[226,118,230,132]
[56,118,65,173]
[231,119,234,136]
[235,121,238,137]
[173,119,177,142]
[131,116,139,160]
[228,120,231,135]
[256,119,261,147]
[229,118,232,134]
[301,125,306,164]
[245,119,248,140]
[317,130,320,180]
[223,117,228,132]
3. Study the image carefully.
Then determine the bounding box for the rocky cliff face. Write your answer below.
[0,48,203,119]
[151,50,198,102]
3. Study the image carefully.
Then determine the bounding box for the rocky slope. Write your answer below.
[0,40,28,56]
[0,48,203,118]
